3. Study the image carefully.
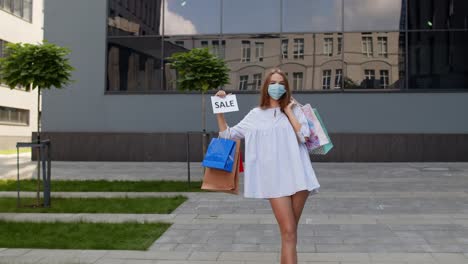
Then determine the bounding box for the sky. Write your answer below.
[162,0,403,35]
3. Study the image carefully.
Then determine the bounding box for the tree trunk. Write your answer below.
[36,88,41,206]
[201,91,207,157]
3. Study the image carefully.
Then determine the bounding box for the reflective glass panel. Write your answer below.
[408,0,468,30]
[343,32,406,90]
[222,0,280,34]
[108,0,162,36]
[344,0,404,31]
[163,35,223,90]
[282,0,342,33]
[408,31,468,89]
[163,0,221,36]
[107,36,166,91]
[221,34,281,91]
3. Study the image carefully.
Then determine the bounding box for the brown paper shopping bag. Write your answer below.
[201,139,241,195]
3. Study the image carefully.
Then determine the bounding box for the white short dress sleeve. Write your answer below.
[219,106,320,199]
[219,109,255,140]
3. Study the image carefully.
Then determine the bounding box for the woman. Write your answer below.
[215,68,320,264]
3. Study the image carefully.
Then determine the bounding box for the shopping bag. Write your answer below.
[201,139,241,195]
[299,103,334,155]
[201,137,237,172]
[239,151,244,173]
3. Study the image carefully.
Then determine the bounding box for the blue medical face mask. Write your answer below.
[268,83,286,100]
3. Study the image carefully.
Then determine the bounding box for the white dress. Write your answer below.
[219,105,321,199]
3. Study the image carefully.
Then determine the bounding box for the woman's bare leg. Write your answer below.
[291,190,311,226]
[269,196,298,264]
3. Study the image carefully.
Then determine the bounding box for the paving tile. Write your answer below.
[431,253,468,264]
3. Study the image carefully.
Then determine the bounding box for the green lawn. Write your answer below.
[0,220,171,250]
[0,196,187,213]
[0,179,208,192]
[0,148,31,155]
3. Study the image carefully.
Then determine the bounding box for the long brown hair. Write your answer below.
[259,68,291,113]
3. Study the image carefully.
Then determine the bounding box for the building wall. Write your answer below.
[41,0,468,161]
[0,0,43,149]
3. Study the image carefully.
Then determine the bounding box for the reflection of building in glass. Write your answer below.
[108,0,161,36]
[166,32,401,91]
[105,0,467,92]
[407,0,468,89]
[107,0,186,92]
[408,0,468,30]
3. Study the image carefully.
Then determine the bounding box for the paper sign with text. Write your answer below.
[211,94,239,114]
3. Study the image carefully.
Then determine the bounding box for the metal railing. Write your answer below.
[16,139,51,207]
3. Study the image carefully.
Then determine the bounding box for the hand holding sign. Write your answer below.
[211,93,239,114]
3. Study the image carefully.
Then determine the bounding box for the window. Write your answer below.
[364,69,375,80]
[0,39,8,58]
[377,37,388,57]
[4,0,13,12]
[0,0,33,22]
[0,39,9,85]
[323,38,333,56]
[211,40,220,57]
[0,106,29,125]
[322,70,331,90]
[380,70,389,88]
[201,41,208,48]
[241,41,251,62]
[363,69,376,88]
[281,39,288,59]
[293,72,303,90]
[219,40,226,59]
[253,73,262,90]
[337,37,342,55]
[24,0,32,21]
[334,69,342,89]
[293,38,304,59]
[174,41,184,47]
[13,0,22,16]
[362,34,373,57]
[255,42,264,62]
[239,75,249,90]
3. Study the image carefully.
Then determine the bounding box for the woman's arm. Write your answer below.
[214,90,253,140]
[214,90,229,133]
[285,100,310,143]
[217,112,228,132]
[285,108,302,133]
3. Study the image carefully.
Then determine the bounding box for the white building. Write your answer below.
[0,0,43,150]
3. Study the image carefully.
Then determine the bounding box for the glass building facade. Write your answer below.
[106,0,468,93]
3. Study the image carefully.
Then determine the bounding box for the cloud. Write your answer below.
[344,0,403,30]
[161,0,197,35]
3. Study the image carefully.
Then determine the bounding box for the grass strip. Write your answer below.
[0,148,31,155]
[0,196,187,213]
[0,179,208,192]
[0,220,171,250]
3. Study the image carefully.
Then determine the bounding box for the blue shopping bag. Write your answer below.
[202,138,237,172]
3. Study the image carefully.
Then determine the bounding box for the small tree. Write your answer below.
[166,48,230,155]
[0,41,74,205]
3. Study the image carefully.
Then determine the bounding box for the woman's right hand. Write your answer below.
[215,90,228,98]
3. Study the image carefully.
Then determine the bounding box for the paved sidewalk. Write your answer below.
[0,162,468,263]
[0,153,36,180]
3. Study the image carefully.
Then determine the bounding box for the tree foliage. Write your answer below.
[0,41,74,90]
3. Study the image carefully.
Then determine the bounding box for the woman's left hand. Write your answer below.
[285,98,296,114]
